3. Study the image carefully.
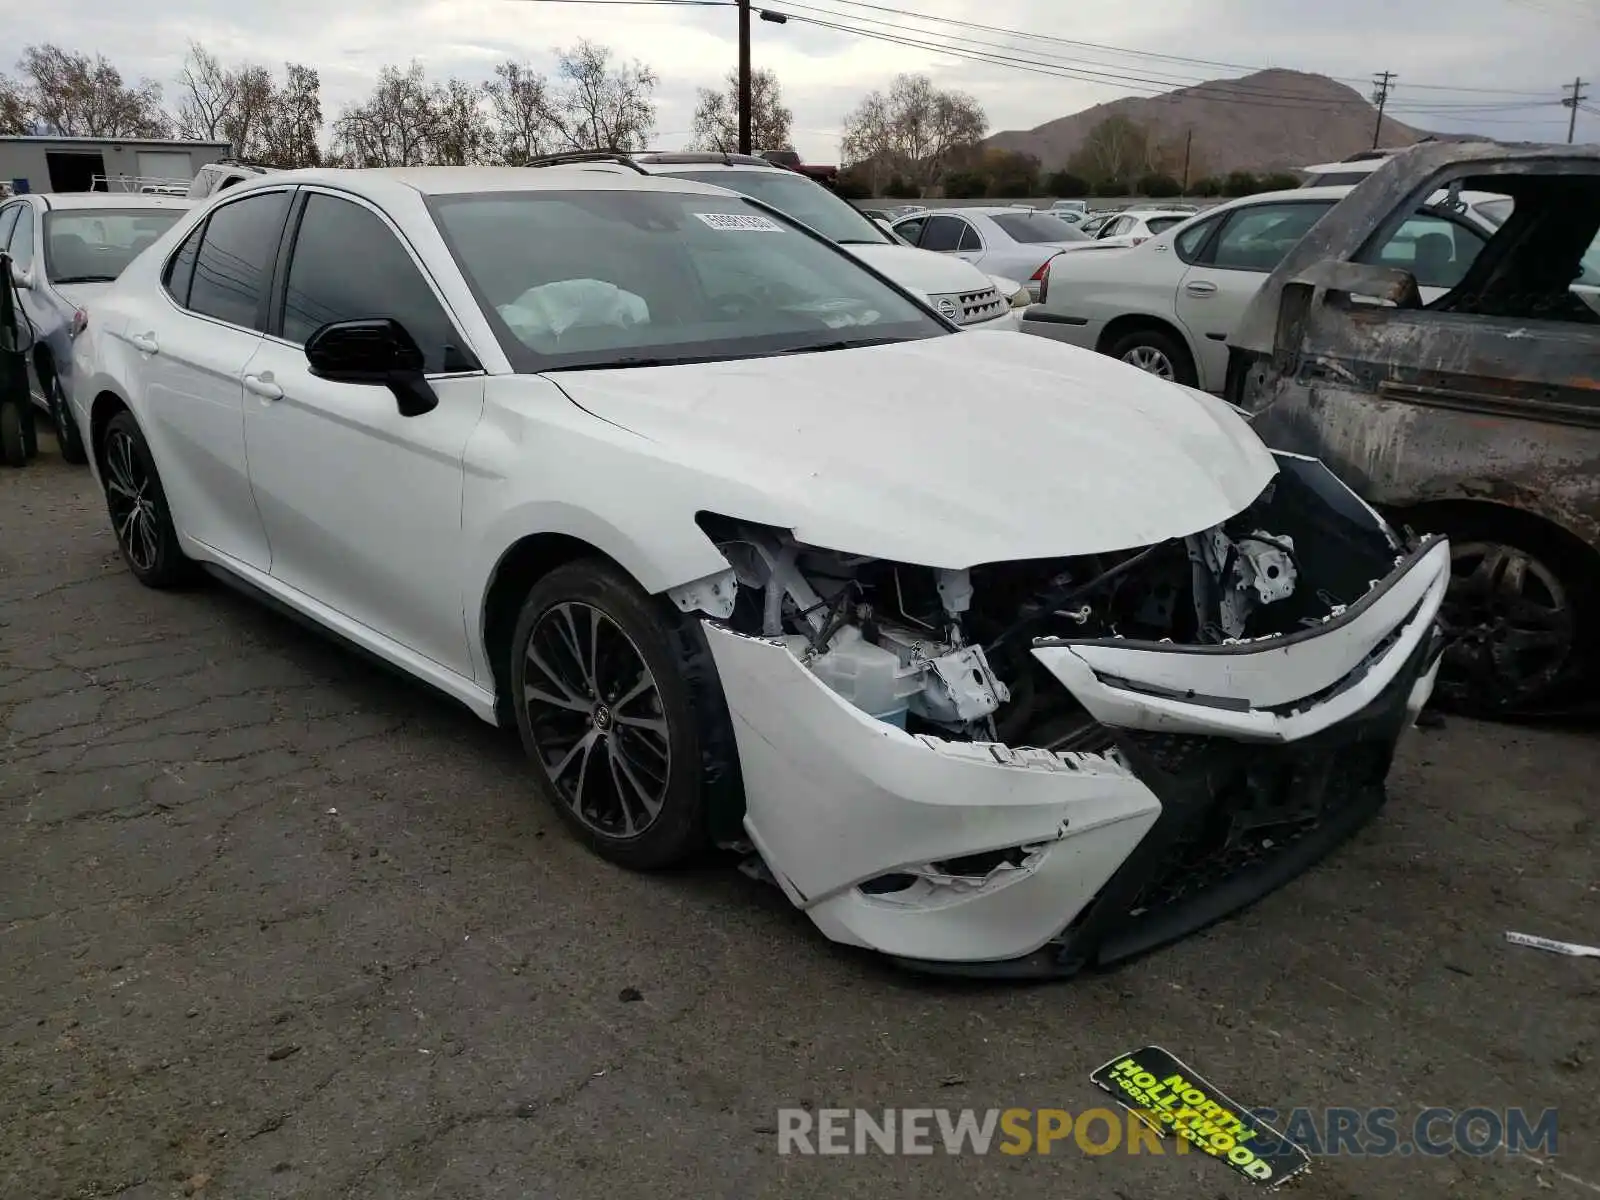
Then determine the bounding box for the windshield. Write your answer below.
[432,189,946,372]
[43,208,183,283]
[990,212,1088,243]
[665,169,891,245]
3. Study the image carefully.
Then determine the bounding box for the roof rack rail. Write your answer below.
[523,150,649,174]
[89,174,191,195]
[630,150,772,167]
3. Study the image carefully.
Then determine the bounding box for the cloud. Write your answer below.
[3,0,1592,159]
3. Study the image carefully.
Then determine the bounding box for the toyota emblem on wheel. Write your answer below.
[936,298,959,320]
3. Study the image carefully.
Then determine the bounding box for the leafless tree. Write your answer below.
[690,67,792,153]
[485,61,555,165]
[174,41,234,141]
[18,44,169,138]
[258,64,323,168]
[222,65,275,160]
[548,41,657,152]
[1068,115,1154,184]
[177,44,324,167]
[0,74,30,136]
[841,73,986,194]
[332,62,443,167]
[427,77,494,166]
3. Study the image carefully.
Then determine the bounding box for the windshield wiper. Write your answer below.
[773,336,907,356]
[52,274,118,284]
[835,238,887,245]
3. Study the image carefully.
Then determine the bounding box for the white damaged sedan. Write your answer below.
[72,166,1448,977]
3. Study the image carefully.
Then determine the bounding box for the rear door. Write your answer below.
[130,188,292,570]
[1175,200,1336,389]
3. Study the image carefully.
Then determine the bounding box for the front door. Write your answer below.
[242,188,485,677]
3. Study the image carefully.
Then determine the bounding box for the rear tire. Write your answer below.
[47,372,87,465]
[510,558,719,870]
[100,410,196,589]
[0,401,26,466]
[1106,326,1199,388]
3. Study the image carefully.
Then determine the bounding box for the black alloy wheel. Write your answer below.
[100,411,193,588]
[48,372,87,464]
[511,559,714,870]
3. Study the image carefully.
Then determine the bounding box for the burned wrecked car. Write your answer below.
[1227,141,1600,716]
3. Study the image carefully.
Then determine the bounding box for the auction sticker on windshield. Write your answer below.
[1090,1046,1311,1188]
[694,212,785,232]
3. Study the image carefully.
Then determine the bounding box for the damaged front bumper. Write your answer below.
[703,539,1449,977]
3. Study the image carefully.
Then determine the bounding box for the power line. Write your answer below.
[785,0,1564,98]
[515,0,736,6]
[767,7,1563,127]
[771,9,1380,113]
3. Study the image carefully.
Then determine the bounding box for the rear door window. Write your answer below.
[1365,213,1486,289]
[1211,201,1335,272]
[919,216,968,252]
[186,190,292,330]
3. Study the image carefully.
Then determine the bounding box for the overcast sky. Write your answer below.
[6,0,1594,159]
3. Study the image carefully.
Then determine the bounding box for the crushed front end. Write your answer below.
[683,453,1448,976]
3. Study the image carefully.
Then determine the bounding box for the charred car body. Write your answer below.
[1228,141,1600,716]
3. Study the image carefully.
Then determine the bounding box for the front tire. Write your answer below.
[47,373,87,464]
[510,559,714,870]
[1106,327,1198,388]
[100,410,195,588]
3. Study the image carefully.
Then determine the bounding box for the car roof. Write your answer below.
[224,165,740,201]
[20,193,194,211]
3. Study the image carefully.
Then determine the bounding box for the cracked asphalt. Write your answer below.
[4,438,1599,1200]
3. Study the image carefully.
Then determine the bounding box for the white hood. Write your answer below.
[548,333,1276,568]
[841,242,999,297]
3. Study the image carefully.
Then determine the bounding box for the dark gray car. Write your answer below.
[1227,140,1600,717]
[0,192,191,462]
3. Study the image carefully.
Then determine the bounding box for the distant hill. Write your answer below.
[984,69,1464,178]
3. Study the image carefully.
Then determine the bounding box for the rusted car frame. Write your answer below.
[1227,141,1600,715]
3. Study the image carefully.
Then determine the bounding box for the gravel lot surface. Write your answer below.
[4,440,1598,1199]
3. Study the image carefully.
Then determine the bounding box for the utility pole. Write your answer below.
[1563,77,1588,144]
[738,0,752,154]
[1371,71,1396,150]
[1181,129,1193,195]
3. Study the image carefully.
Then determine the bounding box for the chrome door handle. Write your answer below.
[244,373,283,400]
[1184,281,1218,297]
[128,332,159,354]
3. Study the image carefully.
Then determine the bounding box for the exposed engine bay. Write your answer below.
[694,454,1407,751]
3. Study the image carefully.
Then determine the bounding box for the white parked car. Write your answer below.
[1018,185,1503,389]
[71,166,1448,975]
[596,153,1027,329]
[1084,206,1200,248]
[888,206,1096,300]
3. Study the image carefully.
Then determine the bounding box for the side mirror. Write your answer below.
[304,318,437,417]
[9,259,32,290]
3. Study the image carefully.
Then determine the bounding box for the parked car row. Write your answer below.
[12,142,1597,975]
